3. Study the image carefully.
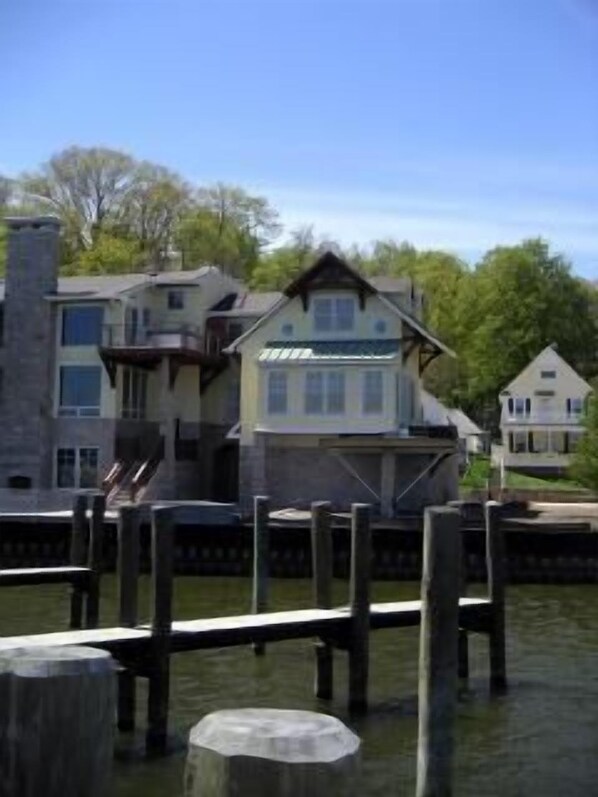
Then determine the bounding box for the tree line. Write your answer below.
[1,145,597,428]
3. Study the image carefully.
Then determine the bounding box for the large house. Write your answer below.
[498,345,592,474]
[225,252,459,514]
[0,216,459,514]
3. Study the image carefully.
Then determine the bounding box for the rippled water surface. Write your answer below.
[3,577,598,796]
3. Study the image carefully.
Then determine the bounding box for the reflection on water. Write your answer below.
[2,577,598,796]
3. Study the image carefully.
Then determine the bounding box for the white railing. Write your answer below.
[102,322,203,351]
[502,412,583,425]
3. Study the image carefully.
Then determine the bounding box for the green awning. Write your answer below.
[258,339,401,363]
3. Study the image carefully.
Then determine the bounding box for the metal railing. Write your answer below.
[101,322,203,350]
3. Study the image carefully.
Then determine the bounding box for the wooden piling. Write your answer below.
[0,646,116,797]
[185,709,361,796]
[146,506,175,755]
[252,496,269,656]
[311,501,333,700]
[69,493,88,630]
[348,503,371,713]
[86,492,106,629]
[416,506,461,797]
[117,505,140,732]
[485,500,507,693]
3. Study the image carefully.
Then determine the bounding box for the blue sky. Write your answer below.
[2,0,598,276]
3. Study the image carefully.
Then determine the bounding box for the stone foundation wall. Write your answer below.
[239,440,459,514]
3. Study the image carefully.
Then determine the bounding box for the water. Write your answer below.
[3,577,598,796]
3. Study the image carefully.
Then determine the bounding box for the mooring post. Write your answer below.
[448,501,469,683]
[147,505,175,755]
[86,492,106,629]
[252,495,270,656]
[416,506,461,797]
[311,501,334,700]
[0,646,116,797]
[184,709,361,796]
[348,503,371,714]
[117,504,140,732]
[69,493,88,629]
[485,500,507,693]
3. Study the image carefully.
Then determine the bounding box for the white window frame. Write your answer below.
[267,370,288,415]
[514,398,527,417]
[362,370,384,415]
[313,297,355,333]
[55,446,99,489]
[304,370,346,415]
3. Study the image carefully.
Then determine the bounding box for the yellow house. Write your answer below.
[499,344,592,474]
[226,252,459,516]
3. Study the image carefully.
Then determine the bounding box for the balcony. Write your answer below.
[502,412,583,427]
[102,322,203,352]
[99,322,227,383]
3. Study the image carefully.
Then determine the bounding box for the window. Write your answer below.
[363,370,383,414]
[305,371,345,415]
[509,397,530,417]
[541,370,556,379]
[313,297,355,332]
[512,431,527,453]
[121,367,148,420]
[281,323,294,337]
[374,319,387,335]
[61,306,104,346]
[167,290,184,310]
[59,366,102,417]
[267,370,287,414]
[567,398,583,416]
[327,372,345,413]
[305,372,324,414]
[56,447,99,488]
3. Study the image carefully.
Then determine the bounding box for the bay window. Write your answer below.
[267,370,288,414]
[305,371,345,415]
[363,370,383,414]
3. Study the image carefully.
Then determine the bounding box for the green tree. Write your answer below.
[570,396,598,493]
[462,239,598,416]
[175,184,281,277]
[250,226,320,289]
[62,233,143,275]
[21,146,137,251]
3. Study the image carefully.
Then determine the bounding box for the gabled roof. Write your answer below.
[225,251,455,358]
[283,251,375,306]
[501,345,593,395]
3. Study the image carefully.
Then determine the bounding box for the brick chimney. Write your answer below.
[0,216,61,489]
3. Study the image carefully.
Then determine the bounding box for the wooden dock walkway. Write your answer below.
[0,598,492,655]
[0,496,507,756]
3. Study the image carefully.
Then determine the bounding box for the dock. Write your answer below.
[0,495,506,755]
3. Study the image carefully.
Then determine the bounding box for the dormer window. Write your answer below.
[313,297,355,332]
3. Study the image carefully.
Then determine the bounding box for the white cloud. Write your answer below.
[257,183,598,275]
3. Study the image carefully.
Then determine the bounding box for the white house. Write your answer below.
[498,345,592,474]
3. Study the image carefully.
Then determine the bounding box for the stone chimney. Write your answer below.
[0,216,61,489]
